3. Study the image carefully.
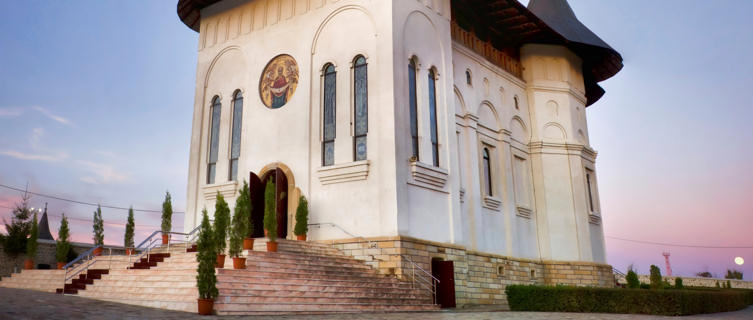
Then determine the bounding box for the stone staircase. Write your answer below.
[0,240,439,315]
[214,239,438,315]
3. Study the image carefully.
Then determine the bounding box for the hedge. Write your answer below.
[506,285,751,316]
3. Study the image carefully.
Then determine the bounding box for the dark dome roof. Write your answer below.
[177,0,221,32]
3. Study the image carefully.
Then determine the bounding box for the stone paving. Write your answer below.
[2,287,753,319]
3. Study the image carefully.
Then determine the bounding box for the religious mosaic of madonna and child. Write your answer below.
[259,54,299,109]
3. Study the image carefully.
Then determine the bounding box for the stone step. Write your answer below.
[217,295,432,305]
[240,265,384,278]
[78,290,197,302]
[218,288,429,300]
[84,286,198,295]
[244,251,364,265]
[98,274,196,282]
[243,258,373,271]
[214,301,438,314]
[216,274,419,291]
[91,297,196,313]
[217,268,398,282]
[89,280,198,288]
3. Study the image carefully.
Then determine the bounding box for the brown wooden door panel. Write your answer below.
[249,171,264,238]
[432,260,456,308]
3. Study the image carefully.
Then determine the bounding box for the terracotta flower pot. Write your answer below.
[197,298,214,315]
[125,248,135,255]
[296,234,307,241]
[232,257,246,269]
[216,254,226,268]
[56,262,66,270]
[243,238,254,250]
[92,247,103,256]
[266,241,278,252]
[24,259,34,270]
[162,234,169,245]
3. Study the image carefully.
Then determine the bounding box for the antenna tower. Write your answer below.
[663,251,672,277]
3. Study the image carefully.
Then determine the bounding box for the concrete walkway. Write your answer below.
[1,288,752,319]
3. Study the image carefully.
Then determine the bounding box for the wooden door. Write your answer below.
[431,260,456,308]
[249,172,264,238]
[275,167,288,239]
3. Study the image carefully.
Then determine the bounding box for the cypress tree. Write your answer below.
[626,269,640,289]
[213,192,230,254]
[161,192,173,234]
[56,214,71,263]
[294,195,308,237]
[124,207,135,249]
[1,197,32,256]
[196,208,218,300]
[263,181,277,242]
[26,211,39,260]
[229,181,250,258]
[92,205,104,246]
[649,265,662,290]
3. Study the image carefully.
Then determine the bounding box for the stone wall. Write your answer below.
[0,240,126,278]
[616,274,753,289]
[324,236,614,306]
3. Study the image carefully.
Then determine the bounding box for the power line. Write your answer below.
[0,183,185,214]
[606,236,753,249]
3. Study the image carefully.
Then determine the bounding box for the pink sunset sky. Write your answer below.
[1,1,752,280]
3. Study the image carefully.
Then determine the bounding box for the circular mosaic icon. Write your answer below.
[259,54,299,109]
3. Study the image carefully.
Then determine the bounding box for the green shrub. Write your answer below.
[505,285,750,316]
[26,212,38,259]
[1,200,32,256]
[56,214,71,263]
[674,277,683,289]
[196,208,218,300]
[161,192,173,235]
[294,195,308,236]
[640,283,650,290]
[229,181,250,258]
[728,280,732,289]
[726,269,743,280]
[212,192,230,254]
[263,181,277,242]
[626,269,640,289]
[92,205,104,246]
[716,281,720,288]
[649,265,662,289]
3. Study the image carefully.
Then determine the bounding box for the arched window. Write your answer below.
[229,90,243,181]
[465,69,472,86]
[207,96,221,184]
[482,148,492,196]
[408,57,419,160]
[428,68,439,167]
[322,63,336,166]
[353,56,368,161]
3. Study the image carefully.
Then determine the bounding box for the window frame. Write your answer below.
[408,57,420,161]
[482,147,492,196]
[322,63,337,166]
[207,95,222,185]
[352,55,368,162]
[428,67,439,167]
[228,90,243,181]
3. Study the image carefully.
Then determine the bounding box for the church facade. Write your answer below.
[179,0,622,305]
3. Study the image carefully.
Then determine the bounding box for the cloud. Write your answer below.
[76,160,129,184]
[29,128,44,149]
[0,150,69,162]
[32,106,73,126]
[0,107,23,118]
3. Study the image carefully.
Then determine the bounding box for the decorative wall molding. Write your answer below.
[516,205,533,218]
[317,160,370,185]
[410,161,448,192]
[459,187,466,203]
[203,181,239,201]
[483,195,502,211]
[588,213,601,225]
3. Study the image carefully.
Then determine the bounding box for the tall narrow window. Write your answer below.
[322,64,336,166]
[428,68,439,167]
[586,170,595,212]
[207,96,221,184]
[408,58,419,160]
[229,90,243,181]
[353,56,368,161]
[483,148,492,196]
[465,69,472,86]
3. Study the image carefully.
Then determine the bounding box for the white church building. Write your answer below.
[179,0,622,305]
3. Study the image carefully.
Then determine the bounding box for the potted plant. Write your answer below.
[196,208,218,315]
[161,192,173,245]
[237,181,254,250]
[213,192,230,268]
[263,181,278,252]
[55,214,71,269]
[294,195,308,241]
[124,207,135,255]
[92,205,104,256]
[229,186,249,269]
[24,211,38,269]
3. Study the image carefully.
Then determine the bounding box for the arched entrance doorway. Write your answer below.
[249,163,297,239]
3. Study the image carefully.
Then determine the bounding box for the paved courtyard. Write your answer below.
[1,288,752,320]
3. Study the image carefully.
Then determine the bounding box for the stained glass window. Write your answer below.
[353,56,368,161]
[428,68,439,167]
[207,96,221,184]
[586,171,595,212]
[483,148,492,196]
[322,64,336,166]
[408,58,419,160]
[229,90,243,181]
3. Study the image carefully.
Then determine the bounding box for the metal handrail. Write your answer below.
[62,246,113,291]
[309,222,439,303]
